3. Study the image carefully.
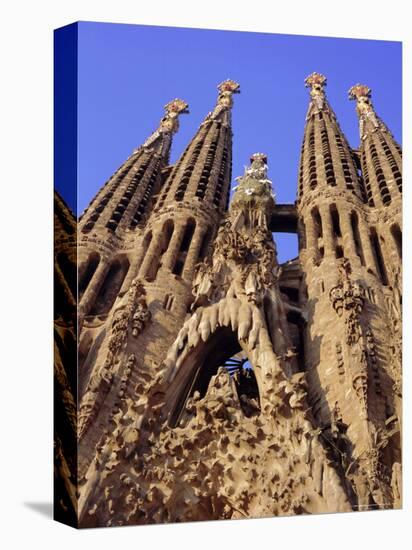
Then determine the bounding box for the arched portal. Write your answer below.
[168,326,260,428]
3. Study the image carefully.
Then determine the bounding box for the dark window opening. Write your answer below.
[198,226,213,260]
[280,286,299,303]
[172,259,184,277]
[146,220,174,281]
[56,252,77,299]
[286,310,305,373]
[163,294,174,311]
[390,224,402,259]
[370,228,388,286]
[335,245,344,258]
[169,327,260,428]
[79,253,100,300]
[172,219,196,276]
[89,257,130,316]
[330,204,342,238]
[350,211,365,266]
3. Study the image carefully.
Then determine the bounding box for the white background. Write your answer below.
[0,1,410,548]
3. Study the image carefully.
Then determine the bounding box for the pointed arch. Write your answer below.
[167,326,260,428]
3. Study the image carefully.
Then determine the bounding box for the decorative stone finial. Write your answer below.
[216,79,240,109]
[348,84,381,139]
[304,73,328,118]
[205,80,240,123]
[218,79,241,95]
[348,84,372,101]
[250,153,267,165]
[160,98,189,133]
[304,72,327,90]
[141,98,189,150]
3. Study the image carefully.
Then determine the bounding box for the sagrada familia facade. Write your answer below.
[54,73,402,528]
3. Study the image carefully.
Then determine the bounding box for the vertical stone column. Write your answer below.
[117,256,137,296]
[162,222,186,272]
[303,211,318,261]
[319,205,335,258]
[339,209,358,264]
[79,260,111,321]
[182,225,208,281]
[55,263,76,310]
[377,224,400,288]
[138,229,162,279]
[358,218,376,272]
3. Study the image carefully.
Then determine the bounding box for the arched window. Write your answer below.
[89,256,130,316]
[169,327,260,428]
[370,228,388,286]
[330,204,341,238]
[350,211,365,266]
[390,224,402,259]
[138,231,152,271]
[79,252,100,300]
[146,220,174,281]
[172,219,196,276]
[198,226,213,261]
[311,207,323,261]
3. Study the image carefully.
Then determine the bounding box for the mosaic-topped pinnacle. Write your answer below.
[164,98,190,115]
[158,98,189,134]
[304,72,327,90]
[250,152,268,164]
[218,79,241,94]
[348,84,372,101]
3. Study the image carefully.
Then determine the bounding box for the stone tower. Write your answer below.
[54,74,402,528]
[297,73,402,510]
[78,97,189,328]
[76,81,241,484]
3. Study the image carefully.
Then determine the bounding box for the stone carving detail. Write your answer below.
[206,79,240,122]
[384,285,402,398]
[348,84,385,140]
[304,72,330,119]
[78,279,150,439]
[329,259,370,415]
[335,342,345,382]
[329,259,366,346]
[142,98,189,149]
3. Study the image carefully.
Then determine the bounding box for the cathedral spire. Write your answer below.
[140,98,189,153]
[349,83,402,206]
[155,79,240,212]
[80,98,188,235]
[298,72,366,202]
[205,79,240,125]
[348,84,389,141]
[304,72,330,119]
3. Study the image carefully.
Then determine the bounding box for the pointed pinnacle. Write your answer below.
[304,72,327,90]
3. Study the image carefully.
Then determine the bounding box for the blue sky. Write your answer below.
[67,22,401,263]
